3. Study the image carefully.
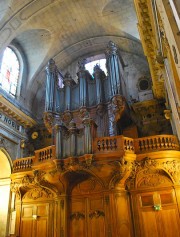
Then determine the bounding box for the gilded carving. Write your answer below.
[162,160,180,183]
[109,158,133,188]
[43,112,54,132]
[62,111,72,125]
[21,175,34,188]
[134,0,165,99]
[79,107,89,119]
[10,182,21,199]
[111,95,125,121]
[137,172,170,188]
[23,187,54,200]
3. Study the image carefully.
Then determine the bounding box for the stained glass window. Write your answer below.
[0,47,20,97]
[85,59,107,76]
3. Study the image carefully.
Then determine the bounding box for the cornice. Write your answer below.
[0,95,36,128]
[133,0,165,99]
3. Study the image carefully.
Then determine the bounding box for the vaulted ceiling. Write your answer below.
[0,0,147,120]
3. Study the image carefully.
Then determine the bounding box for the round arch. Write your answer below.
[0,149,13,237]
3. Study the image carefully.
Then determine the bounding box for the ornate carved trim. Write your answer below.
[0,95,36,128]
[89,210,105,219]
[70,212,85,220]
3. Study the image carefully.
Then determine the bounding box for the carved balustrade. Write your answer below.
[93,136,135,154]
[134,135,179,153]
[13,156,35,171]
[12,135,179,173]
[34,145,55,162]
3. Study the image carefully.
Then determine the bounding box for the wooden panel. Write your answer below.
[69,218,85,237]
[21,219,33,237]
[158,208,180,237]
[89,197,105,237]
[114,193,131,237]
[140,195,154,207]
[89,197,104,210]
[160,193,174,205]
[36,218,48,237]
[36,204,48,216]
[89,215,105,237]
[22,206,33,217]
[69,199,86,237]
[141,210,159,237]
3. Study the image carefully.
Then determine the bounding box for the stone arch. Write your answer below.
[0,148,13,237]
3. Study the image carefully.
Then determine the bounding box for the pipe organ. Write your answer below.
[10,41,180,237]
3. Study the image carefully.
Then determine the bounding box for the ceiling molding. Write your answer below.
[0,95,36,128]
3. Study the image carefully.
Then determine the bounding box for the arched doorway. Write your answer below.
[0,149,12,237]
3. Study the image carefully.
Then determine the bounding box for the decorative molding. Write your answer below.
[89,210,105,219]
[23,187,54,200]
[0,95,36,128]
[111,95,125,122]
[134,0,165,99]
[70,212,85,220]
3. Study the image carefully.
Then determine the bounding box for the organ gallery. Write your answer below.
[0,1,180,237]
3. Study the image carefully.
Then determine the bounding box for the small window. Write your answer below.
[57,71,64,89]
[85,58,107,76]
[0,47,20,97]
[137,77,151,91]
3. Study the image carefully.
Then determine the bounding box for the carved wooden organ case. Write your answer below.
[11,41,180,237]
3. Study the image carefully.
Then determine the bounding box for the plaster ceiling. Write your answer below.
[0,0,143,117]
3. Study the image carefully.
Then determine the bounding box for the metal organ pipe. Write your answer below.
[106,41,122,96]
[45,59,57,112]
[63,72,73,111]
[93,64,104,104]
[77,59,88,107]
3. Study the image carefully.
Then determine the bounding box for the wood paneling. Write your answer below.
[133,189,180,237]
[21,219,33,237]
[20,204,49,237]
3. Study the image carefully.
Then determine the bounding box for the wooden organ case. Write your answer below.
[11,41,180,237]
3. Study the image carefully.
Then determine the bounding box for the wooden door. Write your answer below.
[20,203,49,237]
[136,190,180,237]
[69,196,106,237]
[21,205,34,237]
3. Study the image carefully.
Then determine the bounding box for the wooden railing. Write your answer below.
[12,135,179,173]
[93,136,135,154]
[13,156,35,171]
[134,135,179,153]
[34,145,55,162]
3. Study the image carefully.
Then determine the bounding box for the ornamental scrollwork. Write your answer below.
[111,95,125,122]
[89,210,105,219]
[109,158,133,188]
[70,212,85,220]
[23,187,54,200]
[162,160,180,183]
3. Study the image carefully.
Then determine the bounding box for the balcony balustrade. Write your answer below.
[12,135,179,172]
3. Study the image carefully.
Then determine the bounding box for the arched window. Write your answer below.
[0,47,20,97]
[85,58,107,76]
